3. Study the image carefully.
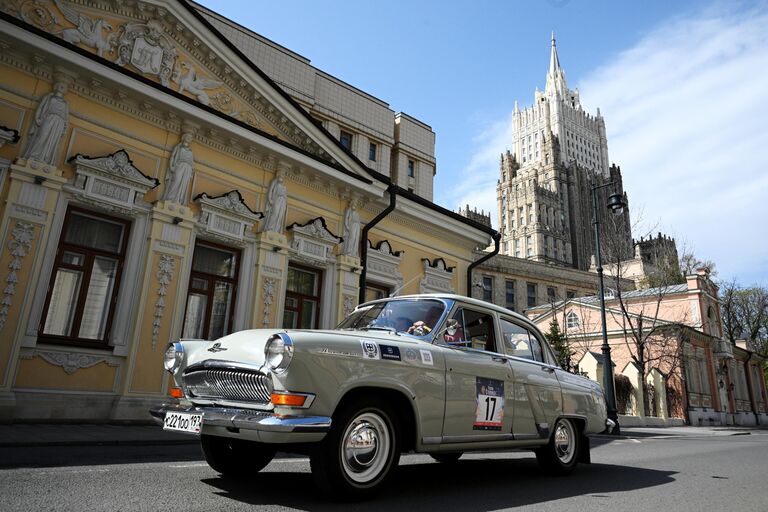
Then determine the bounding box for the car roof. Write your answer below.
[360,293,542,333]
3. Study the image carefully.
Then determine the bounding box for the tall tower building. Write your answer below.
[497,34,632,271]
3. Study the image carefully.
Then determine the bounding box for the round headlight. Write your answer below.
[265,333,293,373]
[164,342,184,373]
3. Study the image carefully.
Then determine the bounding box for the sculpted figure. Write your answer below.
[341,204,360,256]
[261,174,287,233]
[22,81,70,166]
[162,133,194,204]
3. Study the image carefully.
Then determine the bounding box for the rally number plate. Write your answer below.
[163,411,202,434]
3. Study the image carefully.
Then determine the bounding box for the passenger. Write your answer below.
[394,316,413,332]
[443,318,466,345]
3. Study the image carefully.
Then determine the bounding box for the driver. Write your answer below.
[407,306,443,336]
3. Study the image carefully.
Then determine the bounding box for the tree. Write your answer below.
[545,318,572,371]
[679,250,717,278]
[719,281,768,353]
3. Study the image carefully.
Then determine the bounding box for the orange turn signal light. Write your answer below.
[271,392,307,407]
[169,387,184,399]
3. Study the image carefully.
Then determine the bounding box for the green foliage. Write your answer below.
[545,319,572,371]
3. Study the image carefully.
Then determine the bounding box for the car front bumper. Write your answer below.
[150,403,332,443]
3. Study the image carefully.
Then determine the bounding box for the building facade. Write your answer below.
[0,0,492,422]
[496,34,632,271]
[529,271,768,427]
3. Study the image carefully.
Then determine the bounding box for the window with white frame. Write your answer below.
[182,241,240,340]
[566,311,580,329]
[39,207,130,347]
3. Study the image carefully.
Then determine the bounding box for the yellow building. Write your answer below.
[0,1,493,421]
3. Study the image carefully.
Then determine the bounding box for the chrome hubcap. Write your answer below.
[554,420,575,464]
[342,412,390,483]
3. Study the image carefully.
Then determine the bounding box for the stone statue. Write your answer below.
[341,204,360,256]
[162,133,194,204]
[261,174,287,233]
[21,81,70,166]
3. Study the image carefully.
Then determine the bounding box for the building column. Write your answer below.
[0,159,67,421]
[251,231,290,329]
[336,254,362,322]
[110,200,196,420]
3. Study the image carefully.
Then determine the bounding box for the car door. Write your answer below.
[440,307,514,441]
[499,316,563,439]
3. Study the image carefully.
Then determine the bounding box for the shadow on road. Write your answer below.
[202,457,677,510]
[0,444,204,469]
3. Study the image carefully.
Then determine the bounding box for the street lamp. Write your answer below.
[592,182,624,435]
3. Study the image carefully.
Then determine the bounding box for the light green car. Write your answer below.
[151,294,610,500]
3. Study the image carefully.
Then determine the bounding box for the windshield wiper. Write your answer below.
[361,325,398,333]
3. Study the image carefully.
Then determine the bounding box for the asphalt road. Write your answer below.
[1,432,766,511]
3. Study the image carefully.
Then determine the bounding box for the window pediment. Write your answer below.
[195,190,263,244]
[420,257,455,294]
[69,150,158,212]
[288,217,341,263]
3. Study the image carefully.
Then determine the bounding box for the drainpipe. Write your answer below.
[359,185,396,303]
[466,232,501,298]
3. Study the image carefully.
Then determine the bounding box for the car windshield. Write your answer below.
[337,299,447,336]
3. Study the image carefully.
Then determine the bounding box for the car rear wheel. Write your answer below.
[535,417,579,475]
[201,434,276,476]
[430,452,463,464]
[310,399,400,500]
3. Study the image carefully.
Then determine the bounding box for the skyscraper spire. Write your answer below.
[545,31,567,96]
[549,31,560,76]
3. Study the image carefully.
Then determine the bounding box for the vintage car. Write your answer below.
[151,294,611,499]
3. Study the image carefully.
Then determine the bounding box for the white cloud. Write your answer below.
[448,2,768,285]
[579,2,768,285]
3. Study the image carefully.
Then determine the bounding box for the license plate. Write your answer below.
[163,411,203,434]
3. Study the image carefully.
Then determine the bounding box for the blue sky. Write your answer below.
[198,0,768,287]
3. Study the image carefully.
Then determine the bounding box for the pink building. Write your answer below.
[528,270,768,427]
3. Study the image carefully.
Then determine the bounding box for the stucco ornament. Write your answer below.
[0,222,34,332]
[173,62,222,106]
[21,81,69,166]
[162,133,194,204]
[261,174,287,234]
[114,19,177,86]
[53,0,115,57]
[262,278,275,327]
[152,255,175,349]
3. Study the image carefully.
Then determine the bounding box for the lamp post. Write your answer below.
[591,182,624,435]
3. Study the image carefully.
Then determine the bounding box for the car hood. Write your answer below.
[184,328,424,369]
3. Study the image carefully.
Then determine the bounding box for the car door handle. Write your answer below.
[541,366,555,373]
[492,356,508,363]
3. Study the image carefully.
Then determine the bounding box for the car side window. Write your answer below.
[456,308,497,352]
[500,318,542,362]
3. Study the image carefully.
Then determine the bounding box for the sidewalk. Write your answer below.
[597,424,768,439]
[0,422,765,447]
[0,423,198,447]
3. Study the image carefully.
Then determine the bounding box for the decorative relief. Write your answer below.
[195,190,262,243]
[340,203,360,256]
[114,19,176,86]
[20,80,69,167]
[262,278,275,327]
[151,254,175,349]
[53,0,116,57]
[69,149,158,213]
[419,258,455,294]
[1,0,330,160]
[261,174,287,234]
[342,295,355,319]
[30,350,119,374]
[0,221,34,332]
[161,133,194,204]
[288,217,341,264]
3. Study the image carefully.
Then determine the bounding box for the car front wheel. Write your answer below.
[201,434,276,476]
[310,399,400,500]
[535,417,580,475]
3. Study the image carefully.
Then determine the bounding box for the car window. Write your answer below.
[499,317,542,362]
[336,299,446,337]
[447,308,497,352]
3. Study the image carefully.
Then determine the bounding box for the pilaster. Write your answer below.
[0,158,67,421]
[336,254,362,322]
[251,231,290,329]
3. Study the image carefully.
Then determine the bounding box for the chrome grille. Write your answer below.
[183,363,272,404]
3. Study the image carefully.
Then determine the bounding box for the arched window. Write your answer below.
[566,311,580,329]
